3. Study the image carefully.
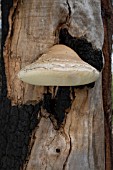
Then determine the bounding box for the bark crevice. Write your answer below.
[66,0,71,22]
[63,118,72,170]
[42,87,72,129]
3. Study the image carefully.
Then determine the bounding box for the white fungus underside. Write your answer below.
[18,62,99,86]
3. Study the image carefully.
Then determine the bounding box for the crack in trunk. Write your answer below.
[66,0,71,17]
[63,114,72,169]
[65,0,71,24]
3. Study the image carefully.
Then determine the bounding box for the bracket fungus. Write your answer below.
[18,45,99,86]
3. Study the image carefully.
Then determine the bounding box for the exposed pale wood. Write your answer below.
[3,0,105,170]
[26,82,104,170]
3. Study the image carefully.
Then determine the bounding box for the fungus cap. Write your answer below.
[18,45,99,86]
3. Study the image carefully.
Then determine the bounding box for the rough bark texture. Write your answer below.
[101,0,113,169]
[0,0,105,170]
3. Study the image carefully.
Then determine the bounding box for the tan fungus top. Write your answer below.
[18,45,99,86]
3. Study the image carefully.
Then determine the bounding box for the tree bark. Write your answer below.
[101,0,113,169]
[0,0,106,170]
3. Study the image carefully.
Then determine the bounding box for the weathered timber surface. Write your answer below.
[26,84,104,170]
[1,0,105,170]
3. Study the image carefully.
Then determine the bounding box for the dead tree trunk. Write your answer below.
[0,0,109,169]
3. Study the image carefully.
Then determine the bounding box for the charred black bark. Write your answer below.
[43,87,72,128]
[1,0,13,47]
[0,1,42,170]
[59,28,103,72]
[1,0,13,98]
[0,99,41,170]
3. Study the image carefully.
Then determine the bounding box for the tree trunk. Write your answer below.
[101,0,113,169]
[0,0,107,170]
